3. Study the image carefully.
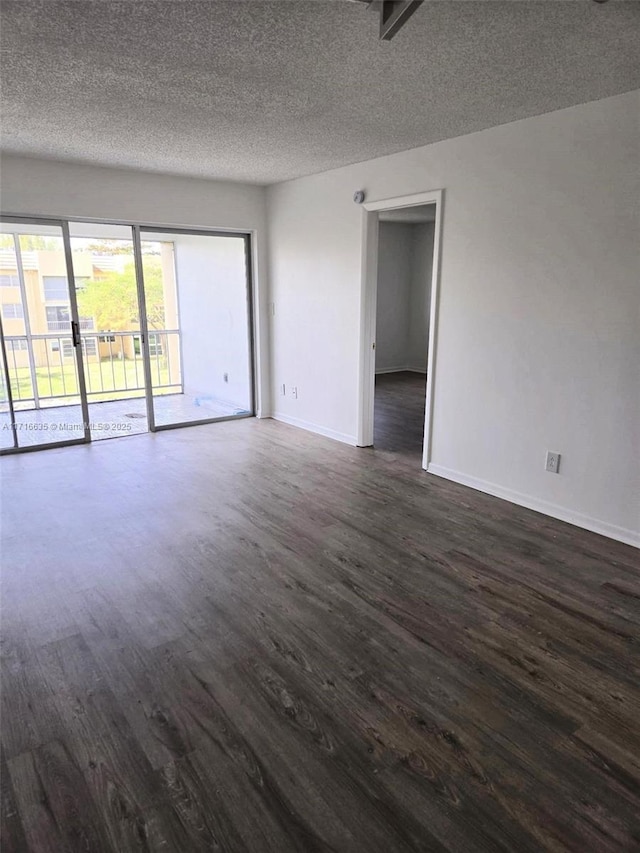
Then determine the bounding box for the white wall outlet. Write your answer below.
[223,372,229,383]
[292,386,298,399]
[545,451,561,474]
[280,383,286,396]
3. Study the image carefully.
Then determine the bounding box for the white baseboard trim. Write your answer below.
[427,464,639,548]
[271,412,357,447]
[375,366,409,375]
[375,365,427,375]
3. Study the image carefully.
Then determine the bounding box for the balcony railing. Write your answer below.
[2,330,182,408]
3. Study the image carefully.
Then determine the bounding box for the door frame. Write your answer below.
[0,215,91,453]
[357,189,444,469]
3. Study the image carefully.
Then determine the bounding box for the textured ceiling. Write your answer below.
[1,1,639,185]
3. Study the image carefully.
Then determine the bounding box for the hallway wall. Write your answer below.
[375,222,433,374]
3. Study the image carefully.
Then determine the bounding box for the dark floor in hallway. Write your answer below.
[1,418,639,852]
[374,371,427,459]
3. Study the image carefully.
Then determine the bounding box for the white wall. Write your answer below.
[267,91,640,545]
[173,233,252,411]
[408,223,434,372]
[375,222,432,373]
[375,223,413,372]
[0,154,270,416]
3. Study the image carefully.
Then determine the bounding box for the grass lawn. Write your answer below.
[9,359,175,403]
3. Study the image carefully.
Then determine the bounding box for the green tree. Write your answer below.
[0,234,60,251]
[76,258,166,331]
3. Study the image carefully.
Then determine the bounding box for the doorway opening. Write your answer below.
[374,204,436,459]
[357,190,443,468]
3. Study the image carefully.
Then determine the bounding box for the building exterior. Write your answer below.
[0,242,181,407]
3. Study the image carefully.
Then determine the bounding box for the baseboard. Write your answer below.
[375,365,427,375]
[375,366,409,375]
[427,464,639,548]
[271,412,357,447]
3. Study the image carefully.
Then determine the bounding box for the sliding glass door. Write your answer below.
[68,222,149,440]
[137,229,254,429]
[0,218,89,450]
[0,217,255,452]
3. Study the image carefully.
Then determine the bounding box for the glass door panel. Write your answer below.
[68,222,148,440]
[0,220,87,449]
[138,230,253,428]
[0,334,17,450]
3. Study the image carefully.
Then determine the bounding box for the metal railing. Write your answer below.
[2,330,182,407]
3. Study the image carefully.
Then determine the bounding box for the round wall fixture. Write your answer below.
[353,190,366,204]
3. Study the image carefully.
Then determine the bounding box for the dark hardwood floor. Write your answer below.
[374,371,427,458]
[1,416,639,852]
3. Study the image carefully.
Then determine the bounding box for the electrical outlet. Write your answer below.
[223,372,229,383]
[280,383,286,396]
[545,451,561,474]
[292,386,298,399]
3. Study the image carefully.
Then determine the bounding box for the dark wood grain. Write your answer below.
[1,404,639,852]
[6,739,109,852]
[0,748,27,853]
[374,370,427,456]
